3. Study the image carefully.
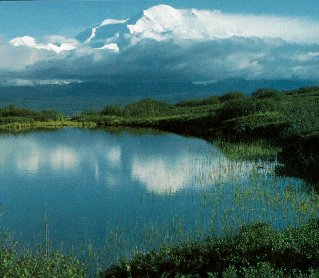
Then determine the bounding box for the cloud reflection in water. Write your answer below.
[0,129,275,195]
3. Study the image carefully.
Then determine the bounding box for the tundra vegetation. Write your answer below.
[0,87,318,277]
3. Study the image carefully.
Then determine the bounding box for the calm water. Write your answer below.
[0,128,317,269]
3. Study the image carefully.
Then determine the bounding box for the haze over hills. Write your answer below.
[1,79,318,115]
[1,4,319,113]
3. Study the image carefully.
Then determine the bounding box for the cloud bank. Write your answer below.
[1,5,319,84]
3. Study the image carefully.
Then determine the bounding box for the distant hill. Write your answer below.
[0,79,318,115]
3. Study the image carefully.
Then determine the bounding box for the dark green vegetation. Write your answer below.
[0,235,84,277]
[103,221,319,278]
[74,87,319,140]
[0,105,66,131]
[0,105,65,122]
[214,140,281,161]
[3,87,318,142]
[0,105,95,131]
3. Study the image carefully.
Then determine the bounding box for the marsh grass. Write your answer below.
[0,120,97,132]
[0,232,84,277]
[215,139,281,161]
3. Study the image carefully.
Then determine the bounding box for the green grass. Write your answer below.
[0,235,84,277]
[215,140,281,161]
[73,86,319,140]
[102,221,319,278]
[2,87,318,141]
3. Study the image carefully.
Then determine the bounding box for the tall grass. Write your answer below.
[0,233,84,277]
[102,221,319,277]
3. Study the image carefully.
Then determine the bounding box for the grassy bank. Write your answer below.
[73,87,319,140]
[0,105,96,131]
[103,221,319,278]
[3,221,319,277]
[2,87,318,141]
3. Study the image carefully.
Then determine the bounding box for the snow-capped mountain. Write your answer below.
[3,4,319,87]
[77,4,319,50]
[10,4,319,55]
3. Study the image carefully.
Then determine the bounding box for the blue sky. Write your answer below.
[1,0,319,39]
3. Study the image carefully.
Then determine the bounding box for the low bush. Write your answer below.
[125,99,175,117]
[251,88,282,99]
[101,104,125,116]
[102,222,319,277]
[175,96,221,107]
[219,91,248,102]
[0,235,84,277]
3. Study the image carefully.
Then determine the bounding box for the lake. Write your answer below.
[0,128,317,271]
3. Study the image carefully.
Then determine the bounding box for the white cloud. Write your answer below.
[1,78,83,86]
[10,36,37,47]
[0,38,42,69]
[2,78,35,86]
[97,43,119,52]
[10,35,78,54]
[125,5,319,45]
[1,5,319,82]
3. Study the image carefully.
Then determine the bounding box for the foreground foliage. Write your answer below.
[102,222,319,278]
[0,236,84,277]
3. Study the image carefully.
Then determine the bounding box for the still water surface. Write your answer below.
[0,128,316,268]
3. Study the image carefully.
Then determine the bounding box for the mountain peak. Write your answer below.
[143,4,177,14]
[141,4,182,25]
[74,4,319,51]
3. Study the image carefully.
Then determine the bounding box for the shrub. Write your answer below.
[101,105,125,116]
[125,99,174,117]
[251,88,282,99]
[219,92,248,102]
[0,105,35,118]
[0,236,84,277]
[296,87,319,94]
[0,106,65,122]
[102,222,319,278]
[34,110,65,121]
[175,96,221,107]
[218,99,278,121]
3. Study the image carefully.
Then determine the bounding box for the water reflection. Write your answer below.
[0,129,275,194]
[131,151,275,194]
[50,148,78,170]
[132,156,190,194]
[0,128,317,270]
